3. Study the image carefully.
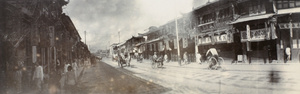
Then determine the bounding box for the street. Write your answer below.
[77,60,170,94]
[102,58,300,94]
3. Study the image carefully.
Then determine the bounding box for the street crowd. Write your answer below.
[2,58,97,94]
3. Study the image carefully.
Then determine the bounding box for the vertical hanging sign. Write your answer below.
[174,39,177,49]
[183,38,188,48]
[246,25,251,41]
[32,46,37,63]
[49,26,55,47]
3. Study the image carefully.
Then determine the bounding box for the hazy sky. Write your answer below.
[63,0,210,52]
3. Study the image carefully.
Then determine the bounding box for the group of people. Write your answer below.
[31,59,80,94]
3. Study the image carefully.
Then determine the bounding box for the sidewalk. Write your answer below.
[21,65,86,94]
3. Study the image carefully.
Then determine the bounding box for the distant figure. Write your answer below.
[64,63,70,73]
[33,63,44,93]
[72,60,78,78]
[164,54,168,63]
[285,47,291,62]
[15,61,24,93]
[64,66,77,94]
[196,52,201,64]
[153,52,157,60]
[183,52,188,64]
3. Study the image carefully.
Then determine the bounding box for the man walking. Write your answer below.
[32,63,44,93]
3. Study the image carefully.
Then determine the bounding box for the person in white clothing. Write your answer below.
[183,52,188,64]
[285,47,291,62]
[72,60,78,78]
[64,63,70,73]
[206,48,219,57]
[206,48,220,68]
[196,52,201,64]
[33,63,44,92]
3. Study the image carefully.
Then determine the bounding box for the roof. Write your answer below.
[230,14,274,24]
[146,37,163,44]
[135,42,146,47]
[193,0,219,11]
[277,7,300,15]
[117,41,126,47]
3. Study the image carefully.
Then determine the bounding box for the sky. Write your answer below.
[63,0,211,52]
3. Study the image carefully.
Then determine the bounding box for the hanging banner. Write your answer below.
[165,40,170,50]
[32,46,37,63]
[174,39,177,49]
[159,42,163,51]
[246,25,251,41]
[183,38,188,48]
[271,23,278,39]
[49,26,55,46]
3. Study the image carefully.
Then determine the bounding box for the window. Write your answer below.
[298,39,300,48]
[249,1,266,16]
[293,39,297,48]
[277,0,300,9]
[149,44,152,51]
[296,1,300,6]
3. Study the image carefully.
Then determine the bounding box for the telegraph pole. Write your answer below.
[175,16,181,66]
[118,31,120,43]
[84,31,86,44]
[174,0,181,66]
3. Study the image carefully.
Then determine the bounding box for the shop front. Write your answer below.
[276,13,300,63]
[197,29,235,61]
[232,14,278,63]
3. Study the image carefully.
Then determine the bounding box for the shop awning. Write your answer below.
[117,41,126,47]
[197,21,214,27]
[146,37,163,43]
[135,42,145,46]
[230,14,274,24]
[277,7,300,15]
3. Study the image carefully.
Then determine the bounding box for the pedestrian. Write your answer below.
[72,60,78,78]
[32,63,44,93]
[183,52,188,64]
[164,54,168,63]
[15,61,23,93]
[64,63,70,74]
[64,66,77,94]
[153,52,157,61]
[285,47,291,63]
[125,53,131,66]
[196,52,201,64]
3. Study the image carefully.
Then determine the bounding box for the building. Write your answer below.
[230,0,300,63]
[192,0,236,62]
[124,35,145,58]
[0,0,88,92]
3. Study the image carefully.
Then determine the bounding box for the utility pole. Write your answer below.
[84,31,86,44]
[118,31,120,43]
[175,15,181,66]
[174,0,181,66]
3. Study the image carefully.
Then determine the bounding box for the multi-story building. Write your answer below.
[124,35,145,57]
[231,0,300,63]
[138,26,164,59]
[192,0,236,62]
[121,0,300,64]
[273,0,300,63]
[0,0,88,92]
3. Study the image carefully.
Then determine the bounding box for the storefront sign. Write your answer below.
[213,34,228,43]
[279,23,300,29]
[241,28,268,42]
[202,37,212,44]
